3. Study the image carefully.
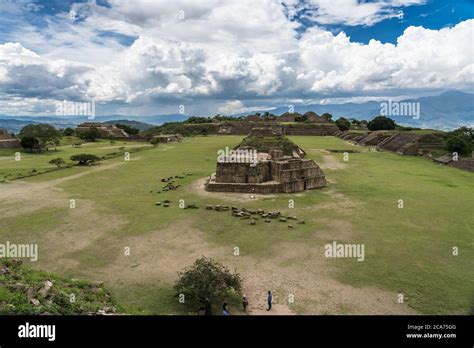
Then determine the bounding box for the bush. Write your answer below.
[174,257,242,312]
[70,154,101,166]
[446,134,472,156]
[79,127,100,142]
[63,128,75,136]
[321,113,333,121]
[49,158,65,168]
[19,124,62,152]
[367,116,396,131]
[116,124,140,135]
[20,136,40,152]
[335,117,351,131]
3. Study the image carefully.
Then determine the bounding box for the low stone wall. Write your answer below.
[217,122,339,136]
[0,139,21,148]
[206,180,283,194]
[215,162,271,183]
[449,157,474,172]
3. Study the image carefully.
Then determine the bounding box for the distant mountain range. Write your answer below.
[0,115,187,133]
[259,91,473,130]
[0,91,472,133]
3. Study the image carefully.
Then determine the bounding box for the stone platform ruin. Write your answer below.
[205,129,327,194]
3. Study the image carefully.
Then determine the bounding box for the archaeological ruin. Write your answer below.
[205,128,327,194]
[0,128,21,148]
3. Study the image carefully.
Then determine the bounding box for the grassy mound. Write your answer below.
[0,259,121,315]
[236,135,300,156]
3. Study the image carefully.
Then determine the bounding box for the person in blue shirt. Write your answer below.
[267,290,272,311]
[223,302,230,315]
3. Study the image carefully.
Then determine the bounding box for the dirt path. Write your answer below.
[319,154,347,170]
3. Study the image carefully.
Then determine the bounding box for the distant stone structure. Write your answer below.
[250,127,283,136]
[216,121,338,136]
[0,128,21,148]
[75,123,129,138]
[152,134,183,143]
[206,129,326,194]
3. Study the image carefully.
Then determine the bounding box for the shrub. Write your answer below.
[335,117,351,131]
[116,124,140,135]
[63,128,75,136]
[174,257,242,312]
[367,116,396,131]
[70,154,101,166]
[49,158,65,168]
[79,127,100,142]
[446,134,472,156]
[20,136,40,152]
[19,124,62,153]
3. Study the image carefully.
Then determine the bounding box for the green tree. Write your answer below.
[20,136,40,153]
[49,158,66,168]
[335,117,351,131]
[321,113,333,121]
[19,124,62,153]
[70,154,101,166]
[174,257,242,312]
[116,124,140,135]
[186,116,210,124]
[295,114,308,122]
[79,127,101,142]
[150,138,160,146]
[446,134,472,156]
[63,128,75,136]
[367,116,396,131]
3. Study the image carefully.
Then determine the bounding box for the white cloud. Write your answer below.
[284,0,426,26]
[0,0,472,116]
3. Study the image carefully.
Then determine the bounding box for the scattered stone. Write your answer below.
[163,203,170,207]
[265,219,271,223]
[206,205,214,210]
[30,298,40,306]
[298,220,306,224]
[250,220,256,225]
[155,202,161,206]
[279,217,287,222]
[39,280,53,297]
[288,224,293,228]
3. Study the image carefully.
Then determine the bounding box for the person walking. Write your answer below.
[267,290,272,311]
[242,294,249,312]
[222,302,230,316]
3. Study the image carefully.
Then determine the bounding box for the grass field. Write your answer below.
[0,138,153,181]
[0,135,472,315]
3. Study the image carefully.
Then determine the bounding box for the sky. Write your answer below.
[0,0,473,117]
